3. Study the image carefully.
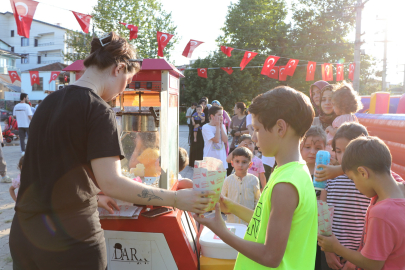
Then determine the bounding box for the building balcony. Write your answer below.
[0,65,20,74]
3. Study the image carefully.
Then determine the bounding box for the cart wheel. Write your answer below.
[6,137,12,143]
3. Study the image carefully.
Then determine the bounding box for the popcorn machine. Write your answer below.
[100,59,202,270]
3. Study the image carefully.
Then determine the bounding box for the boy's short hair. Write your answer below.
[304,126,327,146]
[342,136,391,175]
[196,105,202,109]
[232,147,253,162]
[332,82,363,114]
[332,122,368,151]
[179,147,189,172]
[20,93,28,101]
[208,105,223,117]
[238,134,253,144]
[248,86,314,138]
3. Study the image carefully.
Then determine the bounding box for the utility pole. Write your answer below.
[376,18,388,91]
[353,0,363,92]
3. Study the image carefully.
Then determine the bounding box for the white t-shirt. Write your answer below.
[13,103,33,128]
[262,155,275,167]
[202,124,228,169]
[186,107,193,125]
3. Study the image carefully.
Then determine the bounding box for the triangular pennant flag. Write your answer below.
[29,71,39,86]
[119,22,138,40]
[182,39,204,58]
[267,66,279,79]
[197,68,208,78]
[285,59,299,76]
[322,63,333,81]
[221,67,233,75]
[348,63,355,81]
[220,46,234,57]
[336,64,344,81]
[72,11,92,34]
[279,66,287,81]
[240,51,258,70]
[157,31,174,57]
[261,56,280,76]
[306,61,316,81]
[10,0,39,38]
[49,71,60,84]
[8,71,21,83]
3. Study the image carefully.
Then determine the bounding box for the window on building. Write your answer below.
[21,37,29,47]
[11,30,14,37]
[34,39,38,47]
[32,77,43,91]
[21,54,29,64]
[11,47,14,52]
[37,56,41,64]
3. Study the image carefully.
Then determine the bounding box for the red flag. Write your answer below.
[306,61,316,81]
[240,51,258,70]
[322,63,333,81]
[8,71,21,83]
[221,67,233,75]
[348,63,355,81]
[64,75,68,82]
[198,68,208,78]
[119,22,138,40]
[261,56,280,76]
[285,59,299,76]
[279,66,287,81]
[10,0,39,38]
[220,46,234,57]
[336,64,344,81]
[182,39,204,58]
[157,31,174,57]
[267,66,279,79]
[49,71,60,84]
[29,71,39,86]
[72,11,92,34]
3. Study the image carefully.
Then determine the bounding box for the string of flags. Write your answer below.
[7,0,357,85]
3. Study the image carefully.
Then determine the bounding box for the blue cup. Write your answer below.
[313,150,331,190]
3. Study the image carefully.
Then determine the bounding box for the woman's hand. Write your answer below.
[315,165,343,181]
[193,203,228,235]
[98,195,120,214]
[176,189,215,214]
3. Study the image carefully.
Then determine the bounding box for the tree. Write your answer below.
[64,0,178,62]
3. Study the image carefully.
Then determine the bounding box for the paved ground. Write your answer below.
[0,125,197,269]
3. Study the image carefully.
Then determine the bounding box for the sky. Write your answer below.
[1,0,405,85]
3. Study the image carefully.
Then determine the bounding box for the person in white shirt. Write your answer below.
[202,106,228,169]
[13,93,33,155]
[186,102,197,144]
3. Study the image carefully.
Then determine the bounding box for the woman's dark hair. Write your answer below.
[332,82,363,114]
[235,102,247,115]
[332,122,368,151]
[198,99,206,106]
[84,32,141,73]
[18,155,24,171]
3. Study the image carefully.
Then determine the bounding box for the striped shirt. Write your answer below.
[326,175,370,250]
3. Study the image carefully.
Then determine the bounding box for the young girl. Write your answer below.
[310,80,330,117]
[191,105,205,142]
[9,156,24,202]
[326,82,363,143]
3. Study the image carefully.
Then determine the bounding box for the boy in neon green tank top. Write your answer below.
[195,86,318,269]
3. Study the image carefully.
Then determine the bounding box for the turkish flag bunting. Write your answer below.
[29,71,39,86]
[8,71,21,83]
[322,63,333,81]
[279,66,287,81]
[348,63,355,81]
[240,51,258,70]
[49,71,60,83]
[157,31,174,57]
[285,59,299,76]
[336,64,344,81]
[221,67,233,75]
[182,39,204,58]
[10,0,39,38]
[197,68,208,78]
[267,66,279,79]
[220,46,234,57]
[306,61,316,81]
[261,56,280,76]
[72,11,92,34]
[119,22,138,40]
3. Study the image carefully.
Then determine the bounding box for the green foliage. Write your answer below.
[64,31,94,62]
[179,111,188,125]
[64,0,178,62]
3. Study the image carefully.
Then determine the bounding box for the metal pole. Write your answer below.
[382,20,388,91]
[353,0,362,92]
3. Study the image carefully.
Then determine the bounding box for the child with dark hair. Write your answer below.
[319,136,405,270]
[196,86,317,269]
[191,105,205,142]
[221,147,260,225]
[177,147,194,189]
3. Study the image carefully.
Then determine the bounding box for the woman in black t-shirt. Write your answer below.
[9,32,212,270]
